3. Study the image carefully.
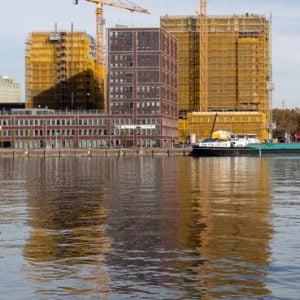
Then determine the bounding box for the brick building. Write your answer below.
[107,27,178,147]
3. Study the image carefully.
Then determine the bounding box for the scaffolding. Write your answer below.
[208,15,270,117]
[178,111,268,143]
[25,30,104,110]
[161,14,271,123]
[161,16,199,114]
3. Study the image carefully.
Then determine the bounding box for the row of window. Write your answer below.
[12,129,109,137]
[1,124,163,138]
[110,109,133,115]
[109,55,161,67]
[15,140,108,149]
[0,119,110,126]
[110,118,160,125]
[112,128,158,136]
[110,86,160,93]
[109,31,160,38]
[110,71,133,83]
[109,88,161,100]
[1,117,163,128]
[137,109,160,115]
[110,108,161,116]
[109,31,133,38]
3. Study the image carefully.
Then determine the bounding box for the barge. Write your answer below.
[191,143,300,157]
[191,133,300,157]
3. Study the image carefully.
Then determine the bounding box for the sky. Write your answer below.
[0,0,299,108]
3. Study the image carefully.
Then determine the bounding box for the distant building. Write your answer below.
[107,27,178,147]
[0,76,21,103]
[25,31,104,110]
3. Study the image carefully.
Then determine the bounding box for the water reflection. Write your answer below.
[180,157,273,298]
[95,157,273,299]
[0,156,277,299]
[23,158,111,298]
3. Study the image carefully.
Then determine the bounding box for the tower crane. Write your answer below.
[74,0,149,66]
[73,1,149,109]
[199,0,208,111]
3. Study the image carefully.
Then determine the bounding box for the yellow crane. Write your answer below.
[74,0,149,66]
[199,0,208,111]
[73,1,149,110]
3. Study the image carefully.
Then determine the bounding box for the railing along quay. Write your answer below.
[0,148,193,158]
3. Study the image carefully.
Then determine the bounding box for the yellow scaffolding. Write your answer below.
[161,16,199,113]
[178,111,268,143]
[161,14,271,122]
[25,31,105,110]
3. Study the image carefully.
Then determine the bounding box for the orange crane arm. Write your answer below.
[73,0,150,111]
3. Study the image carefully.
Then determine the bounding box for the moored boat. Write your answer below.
[191,133,300,157]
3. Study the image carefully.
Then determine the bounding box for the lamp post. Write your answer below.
[55,131,59,149]
[0,126,2,148]
[86,92,90,109]
[41,121,46,149]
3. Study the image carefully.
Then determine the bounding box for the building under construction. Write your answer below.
[25,30,104,110]
[178,111,268,143]
[161,14,270,114]
[161,14,271,141]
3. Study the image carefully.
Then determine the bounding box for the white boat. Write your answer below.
[196,131,261,148]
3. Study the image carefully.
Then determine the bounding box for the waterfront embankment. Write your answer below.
[0,148,192,158]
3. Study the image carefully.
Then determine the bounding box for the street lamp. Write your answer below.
[86,92,90,109]
[0,126,2,148]
[55,131,59,149]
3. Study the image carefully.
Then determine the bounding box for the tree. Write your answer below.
[272,108,300,140]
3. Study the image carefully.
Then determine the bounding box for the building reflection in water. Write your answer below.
[177,157,273,298]
[21,156,273,299]
[23,158,111,298]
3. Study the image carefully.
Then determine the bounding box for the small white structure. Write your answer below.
[197,133,260,148]
[0,76,21,103]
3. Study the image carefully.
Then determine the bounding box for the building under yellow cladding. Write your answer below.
[161,14,271,141]
[25,31,104,110]
[178,111,268,143]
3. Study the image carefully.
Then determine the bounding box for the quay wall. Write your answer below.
[0,148,192,158]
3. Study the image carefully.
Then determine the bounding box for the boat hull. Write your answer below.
[191,145,300,157]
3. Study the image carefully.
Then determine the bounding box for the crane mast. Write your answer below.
[73,0,150,108]
[80,0,149,66]
[199,0,208,111]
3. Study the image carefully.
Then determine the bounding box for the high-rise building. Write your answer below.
[0,76,21,103]
[161,14,271,116]
[25,30,103,110]
[107,27,178,147]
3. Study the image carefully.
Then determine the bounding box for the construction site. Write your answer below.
[161,5,272,142]
[24,0,272,144]
[25,29,104,110]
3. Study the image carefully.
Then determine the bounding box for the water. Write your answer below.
[0,156,300,299]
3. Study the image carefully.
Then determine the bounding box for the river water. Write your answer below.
[0,156,299,299]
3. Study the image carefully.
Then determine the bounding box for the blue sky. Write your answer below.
[0,0,299,108]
